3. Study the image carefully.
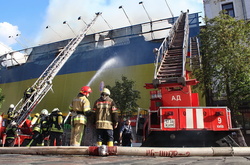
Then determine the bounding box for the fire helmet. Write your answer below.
[52,108,59,112]
[102,88,110,95]
[40,109,48,115]
[80,86,92,95]
[9,104,15,108]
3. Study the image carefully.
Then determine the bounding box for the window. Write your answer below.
[222,3,235,17]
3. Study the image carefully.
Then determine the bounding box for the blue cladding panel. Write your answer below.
[0,13,200,84]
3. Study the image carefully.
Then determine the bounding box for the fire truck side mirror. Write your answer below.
[153,79,160,88]
[136,117,145,136]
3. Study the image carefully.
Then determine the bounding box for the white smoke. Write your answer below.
[0,22,20,55]
[35,0,204,45]
[0,0,204,51]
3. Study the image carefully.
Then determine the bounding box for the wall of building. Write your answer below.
[244,0,250,20]
[204,0,250,20]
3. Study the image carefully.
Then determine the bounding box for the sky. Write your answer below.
[0,0,204,55]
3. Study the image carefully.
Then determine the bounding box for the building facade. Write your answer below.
[203,0,250,20]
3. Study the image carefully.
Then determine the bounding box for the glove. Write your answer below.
[85,110,92,117]
[114,122,118,129]
[71,111,77,116]
[56,125,62,130]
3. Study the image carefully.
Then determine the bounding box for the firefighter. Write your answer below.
[69,86,92,146]
[7,104,15,125]
[23,87,36,101]
[27,109,50,146]
[92,88,118,147]
[4,123,17,147]
[49,108,64,146]
[23,87,36,111]
[4,104,17,147]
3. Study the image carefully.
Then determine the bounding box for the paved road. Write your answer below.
[0,154,250,165]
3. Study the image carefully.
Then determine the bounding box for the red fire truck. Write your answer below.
[136,11,240,147]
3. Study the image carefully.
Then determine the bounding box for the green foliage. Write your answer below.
[106,75,141,119]
[193,11,250,119]
[0,88,5,108]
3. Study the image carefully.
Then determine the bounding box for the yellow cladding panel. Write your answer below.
[0,64,154,114]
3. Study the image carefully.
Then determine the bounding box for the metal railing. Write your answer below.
[190,37,201,70]
[181,11,190,79]
[153,12,185,79]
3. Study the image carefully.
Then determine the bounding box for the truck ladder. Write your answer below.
[153,11,189,87]
[10,12,101,128]
[190,37,201,70]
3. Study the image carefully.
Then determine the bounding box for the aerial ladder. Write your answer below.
[3,12,101,146]
[140,11,240,147]
[190,37,201,70]
[147,11,197,89]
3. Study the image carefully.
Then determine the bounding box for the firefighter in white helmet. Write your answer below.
[69,86,92,146]
[5,104,16,147]
[27,109,50,146]
[92,88,118,147]
[7,104,15,125]
[48,108,64,146]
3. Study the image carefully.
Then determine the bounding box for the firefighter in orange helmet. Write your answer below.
[69,86,92,146]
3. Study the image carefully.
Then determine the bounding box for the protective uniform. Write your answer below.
[4,124,17,147]
[23,87,36,101]
[69,86,92,146]
[7,104,15,125]
[27,109,50,146]
[5,104,16,147]
[92,88,118,147]
[49,108,64,146]
[23,87,36,111]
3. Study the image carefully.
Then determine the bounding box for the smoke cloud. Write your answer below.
[35,0,204,45]
[0,22,20,54]
[0,0,203,53]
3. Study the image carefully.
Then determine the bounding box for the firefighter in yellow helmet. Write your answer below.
[48,108,64,146]
[92,88,118,147]
[69,86,92,146]
[27,109,50,146]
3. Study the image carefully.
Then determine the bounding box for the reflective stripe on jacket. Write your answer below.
[69,93,91,114]
[32,114,49,133]
[72,114,87,125]
[93,97,118,129]
[49,111,64,133]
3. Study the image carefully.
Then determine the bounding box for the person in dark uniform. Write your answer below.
[120,119,133,146]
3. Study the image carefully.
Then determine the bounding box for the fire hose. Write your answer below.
[1,146,250,157]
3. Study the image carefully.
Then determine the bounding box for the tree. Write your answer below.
[193,11,250,125]
[0,88,5,108]
[106,76,141,119]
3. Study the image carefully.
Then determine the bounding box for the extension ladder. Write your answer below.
[10,12,101,128]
